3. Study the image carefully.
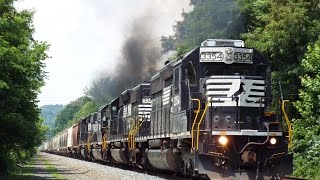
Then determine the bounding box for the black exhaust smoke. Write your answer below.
[88,15,161,103]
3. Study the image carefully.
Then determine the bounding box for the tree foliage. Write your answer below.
[69,100,97,125]
[0,0,49,174]
[85,78,113,107]
[161,0,246,56]
[292,41,320,179]
[40,104,63,138]
[53,96,97,134]
[241,0,320,99]
[241,5,320,172]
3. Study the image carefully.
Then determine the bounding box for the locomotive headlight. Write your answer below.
[218,136,228,145]
[270,137,277,145]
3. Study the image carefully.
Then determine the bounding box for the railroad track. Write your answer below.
[39,152,190,180]
[45,152,302,180]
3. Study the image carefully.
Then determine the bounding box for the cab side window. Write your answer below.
[174,67,180,92]
[185,62,196,86]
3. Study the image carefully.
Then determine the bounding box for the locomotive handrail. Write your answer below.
[191,98,201,150]
[128,118,135,150]
[102,131,107,152]
[149,106,170,114]
[196,101,210,151]
[132,117,145,150]
[86,132,94,153]
[131,119,140,150]
[282,100,292,149]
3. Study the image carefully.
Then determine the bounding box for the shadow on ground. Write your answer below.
[0,154,77,180]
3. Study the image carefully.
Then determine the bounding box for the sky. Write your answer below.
[15,0,192,106]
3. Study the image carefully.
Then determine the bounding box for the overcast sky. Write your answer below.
[15,0,191,106]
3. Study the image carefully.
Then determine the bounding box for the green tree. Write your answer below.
[292,41,320,179]
[0,0,49,174]
[40,104,63,138]
[85,78,113,107]
[54,96,97,134]
[161,0,246,56]
[70,101,97,125]
[160,35,175,55]
[241,0,320,100]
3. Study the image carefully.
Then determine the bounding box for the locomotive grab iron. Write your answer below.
[41,39,293,179]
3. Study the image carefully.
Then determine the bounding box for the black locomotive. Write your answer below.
[42,39,293,179]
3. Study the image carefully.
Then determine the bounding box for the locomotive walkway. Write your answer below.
[5,152,181,180]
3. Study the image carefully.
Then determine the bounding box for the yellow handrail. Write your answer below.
[132,118,145,150]
[131,119,139,150]
[196,101,210,151]
[102,132,107,152]
[281,100,292,149]
[191,99,201,149]
[86,132,93,152]
[128,119,135,150]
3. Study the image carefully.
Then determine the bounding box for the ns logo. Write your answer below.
[232,82,246,101]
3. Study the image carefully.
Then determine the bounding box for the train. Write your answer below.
[41,39,293,179]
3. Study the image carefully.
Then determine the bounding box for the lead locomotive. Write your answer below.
[42,39,293,179]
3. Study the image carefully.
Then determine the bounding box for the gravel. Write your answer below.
[38,152,186,180]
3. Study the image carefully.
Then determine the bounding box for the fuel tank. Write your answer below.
[110,148,128,164]
[146,149,176,171]
[92,148,103,161]
[80,148,86,159]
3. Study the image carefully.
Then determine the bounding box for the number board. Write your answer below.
[200,52,224,62]
[234,52,252,63]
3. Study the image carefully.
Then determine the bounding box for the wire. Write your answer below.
[239,122,270,154]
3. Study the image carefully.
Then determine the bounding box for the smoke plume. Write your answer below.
[88,14,162,104]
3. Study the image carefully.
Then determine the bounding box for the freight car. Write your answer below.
[43,39,293,179]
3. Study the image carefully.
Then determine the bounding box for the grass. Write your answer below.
[0,158,36,180]
[21,158,36,177]
[42,158,64,179]
[1,154,65,180]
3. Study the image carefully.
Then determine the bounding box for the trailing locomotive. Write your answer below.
[41,39,293,179]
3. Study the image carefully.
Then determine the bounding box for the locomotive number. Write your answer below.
[142,98,151,104]
[234,52,252,62]
[200,52,224,61]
